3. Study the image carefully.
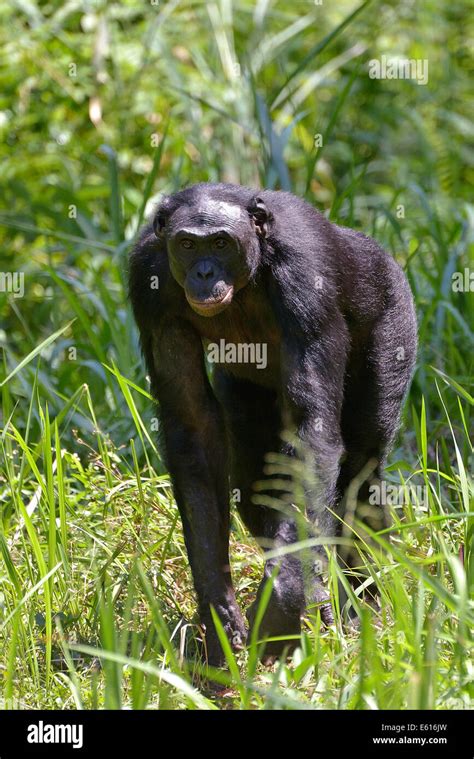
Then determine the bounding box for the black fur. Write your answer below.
[129,182,417,665]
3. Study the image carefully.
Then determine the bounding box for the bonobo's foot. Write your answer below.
[201,600,247,668]
[246,564,335,658]
[246,584,302,659]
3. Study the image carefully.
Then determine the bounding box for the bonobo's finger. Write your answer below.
[320,601,335,626]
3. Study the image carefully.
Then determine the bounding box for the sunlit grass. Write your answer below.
[0,355,472,709]
[0,0,472,711]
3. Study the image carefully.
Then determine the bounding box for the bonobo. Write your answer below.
[129,182,417,665]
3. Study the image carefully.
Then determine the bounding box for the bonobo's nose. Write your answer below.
[196,260,215,280]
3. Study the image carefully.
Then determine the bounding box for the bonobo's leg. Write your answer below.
[146,321,246,666]
[213,371,305,654]
[336,357,393,589]
[337,299,417,580]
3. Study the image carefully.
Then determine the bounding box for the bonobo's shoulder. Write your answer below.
[129,222,174,330]
[130,221,168,273]
[258,189,342,244]
[258,189,326,221]
[259,188,320,210]
[132,221,157,251]
[256,190,403,275]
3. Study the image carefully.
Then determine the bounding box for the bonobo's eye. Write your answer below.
[180,239,195,250]
[214,237,228,249]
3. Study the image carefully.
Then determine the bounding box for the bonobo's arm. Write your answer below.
[145,318,246,665]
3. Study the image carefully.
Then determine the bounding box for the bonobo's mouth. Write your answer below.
[186,286,234,317]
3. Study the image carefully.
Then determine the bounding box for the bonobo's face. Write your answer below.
[161,197,262,317]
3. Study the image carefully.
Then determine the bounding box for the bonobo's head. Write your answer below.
[153,186,269,317]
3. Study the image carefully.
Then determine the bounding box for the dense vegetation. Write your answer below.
[0,0,472,709]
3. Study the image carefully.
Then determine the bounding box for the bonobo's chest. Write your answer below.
[187,282,282,388]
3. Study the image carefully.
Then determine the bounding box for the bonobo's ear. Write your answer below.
[152,211,166,238]
[152,197,170,238]
[248,196,270,238]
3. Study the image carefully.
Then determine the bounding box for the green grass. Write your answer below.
[0,0,473,710]
[0,341,472,709]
